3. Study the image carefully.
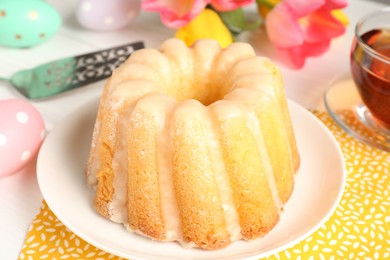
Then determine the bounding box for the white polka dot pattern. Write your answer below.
[16,112,29,124]
[28,10,39,20]
[0,134,6,146]
[0,99,45,177]
[81,2,92,12]
[75,0,140,31]
[18,111,390,259]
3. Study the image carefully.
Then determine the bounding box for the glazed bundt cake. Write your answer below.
[86,38,300,250]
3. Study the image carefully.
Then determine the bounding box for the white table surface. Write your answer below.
[0,0,387,259]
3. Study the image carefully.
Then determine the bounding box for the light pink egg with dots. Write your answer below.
[76,0,140,31]
[0,99,45,177]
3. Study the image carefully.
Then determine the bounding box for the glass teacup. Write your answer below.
[324,7,390,151]
[350,7,390,129]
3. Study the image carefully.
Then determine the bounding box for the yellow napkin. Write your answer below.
[19,111,390,259]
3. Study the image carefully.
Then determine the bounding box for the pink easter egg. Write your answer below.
[76,0,140,31]
[0,99,45,177]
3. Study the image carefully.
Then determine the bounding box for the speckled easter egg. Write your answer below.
[0,0,61,48]
[76,0,140,31]
[0,99,45,177]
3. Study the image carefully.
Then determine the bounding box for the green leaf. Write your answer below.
[256,0,275,9]
[219,8,262,34]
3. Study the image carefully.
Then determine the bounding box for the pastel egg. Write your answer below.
[0,99,45,177]
[0,0,61,48]
[76,0,140,31]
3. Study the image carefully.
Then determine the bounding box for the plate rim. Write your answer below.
[37,97,346,260]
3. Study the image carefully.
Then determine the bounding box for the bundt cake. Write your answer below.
[86,38,300,250]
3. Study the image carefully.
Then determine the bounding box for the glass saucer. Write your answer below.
[324,72,390,152]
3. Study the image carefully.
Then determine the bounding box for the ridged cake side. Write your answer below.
[86,38,300,250]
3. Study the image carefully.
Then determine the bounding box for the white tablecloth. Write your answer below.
[0,0,386,259]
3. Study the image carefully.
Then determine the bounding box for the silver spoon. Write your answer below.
[0,41,144,99]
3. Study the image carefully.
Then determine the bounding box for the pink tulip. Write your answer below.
[266,0,348,69]
[211,0,255,11]
[142,0,254,28]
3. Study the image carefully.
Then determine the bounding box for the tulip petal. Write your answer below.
[283,0,324,18]
[302,11,346,43]
[142,0,208,28]
[277,40,330,69]
[277,48,306,69]
[175,8,233,48]
[301,40,330,57]
[266,4,304,48]
[142,0,196,16]
[266,0,348,69]
[321,0,348,11]
[211,0,255,11]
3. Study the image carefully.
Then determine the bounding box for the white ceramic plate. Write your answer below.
[37,98,345,260]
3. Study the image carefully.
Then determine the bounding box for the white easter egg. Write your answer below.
[0,99,45,177]
[76,0,140,31]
